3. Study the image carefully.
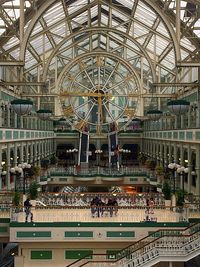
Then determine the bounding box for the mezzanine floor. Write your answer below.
[6,206,200,223]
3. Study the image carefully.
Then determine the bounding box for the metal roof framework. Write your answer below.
[0,0,199,115]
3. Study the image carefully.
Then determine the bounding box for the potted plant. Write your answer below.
[28,181,40,206]
[162,181,172,208]
[12,192,21,221]
[12,191,21,207]
[176,189,184,207]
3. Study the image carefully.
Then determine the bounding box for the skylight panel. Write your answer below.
[156,21,170,38]
[3,36,19,50]
[25,50,36,65]
[73,10,88,24]
[43,3,65,27]
[180,37,196,51]
[10,48,20,60]
[101,14,108,26]
[126,39,140,52]
[180,49,189,60]
[193,20,200,37]
[132,22,150,37]
[116,0,134,10]
[135,2,156,28]
[31,22,43,36]
[67,0,89,15]
[112,9,128,22]
[161,58,175,70]
[50,23,66,40]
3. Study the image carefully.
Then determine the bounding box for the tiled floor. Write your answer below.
[12,207,193,223]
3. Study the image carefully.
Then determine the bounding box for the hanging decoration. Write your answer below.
[11,99,33,116]
[36,109,52,120]
[167,100,190,115]
[146,110,163,121]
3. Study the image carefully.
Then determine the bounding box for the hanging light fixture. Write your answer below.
[167,99,190,115]
[146,109,163,121]
[11,99,33,116]
[36,109,52,120]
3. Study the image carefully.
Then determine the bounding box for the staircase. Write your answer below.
[66,222,200,267]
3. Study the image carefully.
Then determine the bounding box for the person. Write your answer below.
[149,198,154,214]
[90,197,98,217]
[107,198,114,217]
[24,198,33,223]
[112,198,118,216]
[145,199,150,214]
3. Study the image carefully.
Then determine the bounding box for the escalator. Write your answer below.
[78,132,89,165]
[0,243,18,267]
[108,125,119,168]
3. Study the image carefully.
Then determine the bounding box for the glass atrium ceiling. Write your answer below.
[0,0,199,115]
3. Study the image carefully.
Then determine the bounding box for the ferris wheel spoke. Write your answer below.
[83,69,96,90]
[105,78,127,93]
[107,99,125,111]
[104,103,115,121]
[73,80,93,92]
[84,102,95,122]
[101,61,119,91]
[73,99,93,112]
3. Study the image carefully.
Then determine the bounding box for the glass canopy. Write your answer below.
[0,0,199,134]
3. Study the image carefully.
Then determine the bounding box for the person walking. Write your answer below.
[24,198,33,223]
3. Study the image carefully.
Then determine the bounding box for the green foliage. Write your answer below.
[32,166,41,177]
[12,192,20,206]
[50,155,58,165]
[138,153,147,164]
[162,181,172,200]
[155,165,164,175]
[176,190,184,207]
[41,159,50,169]
[146,159,157,170]
[28,181,40,200]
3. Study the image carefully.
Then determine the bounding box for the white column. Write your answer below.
[30,141,34,164]
[195,145,200,195]
[20,143,24,164]
[6,144,11,190]
[0,145,2,190]
[14,143,18,166]
[187,145,192,193]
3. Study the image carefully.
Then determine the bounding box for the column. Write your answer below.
[20,143,24,164]
[6,144,11,190]
[196,102,200,128]
[14,143,18,166]
[174,144,178,163]
[195,145,200,195]
[25,143,29,163]
[7,105,11,128]
[30,141,34,164]
[14,113,17,128]
[38,142,41,164]
[164,143,167,168]
[187,145,192,193]
[0,145,2,190]
[0,102,3,127]
[168,143,172,163]
[34,143,38,164]
[179,144,184,189]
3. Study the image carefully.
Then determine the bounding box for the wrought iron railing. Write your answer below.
[65,222,200,267]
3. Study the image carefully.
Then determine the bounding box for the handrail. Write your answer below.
[65,222,200,267]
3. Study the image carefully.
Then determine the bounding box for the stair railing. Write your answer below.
[65,222,200,267]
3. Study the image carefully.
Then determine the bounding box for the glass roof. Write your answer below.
[0,0,199,98]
